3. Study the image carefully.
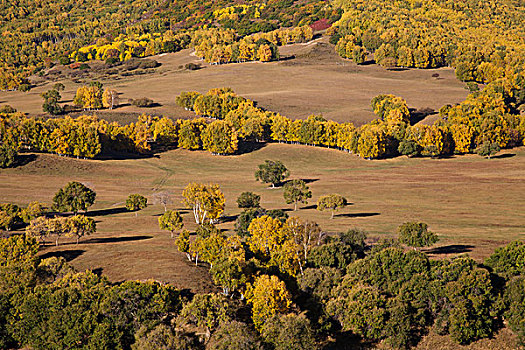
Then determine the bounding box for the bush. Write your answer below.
[185,63,201,70]
[79,63,90,70]
[131,97,154,107]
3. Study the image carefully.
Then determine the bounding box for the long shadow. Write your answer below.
[426,244,474,255]
[491,153,516,159]
[282,178,319,186]
[336,212,380,218]
[82,235,153,244]
[237,141,267,154]
[11,153,37,168]
[220,214,238,224]
[410,107,436,124]
[91,267,104,276]
[301,204,318,210]
[86,207,129,217]
[40,249,85,262]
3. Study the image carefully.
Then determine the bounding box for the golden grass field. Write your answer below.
[0,144,523,291]
[1,37,468,125]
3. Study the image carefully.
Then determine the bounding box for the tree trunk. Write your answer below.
[56,237,59,246]
[331,211,334,219]
[294,202,297,211]
[186,252,192,261]
[76,236,79,244]
[171,231,174,238]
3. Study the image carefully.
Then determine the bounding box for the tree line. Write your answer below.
[2,81,524,167]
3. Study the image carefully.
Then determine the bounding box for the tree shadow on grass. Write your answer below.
[220,214,238,224]
[336,212,381,218]
[426,244,474,255]
[40,249,85,262]
[82,235,153,244]
[237,141,267,155]
[86,207,128,217]
[11,153,38,168]
[301,204,318,210]
[491,153,516,159]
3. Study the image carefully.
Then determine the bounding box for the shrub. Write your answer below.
[131,97,154,107]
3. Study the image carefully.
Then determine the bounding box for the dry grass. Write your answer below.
[0,37,468,125]
[0,144,523,294]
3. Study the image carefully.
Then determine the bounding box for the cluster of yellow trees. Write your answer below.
[70,25,313,66]
[70,32,192,63]
[177,86,525,158]
[330,0,525,84]
[2,77,523,161]
[192,25,313,64]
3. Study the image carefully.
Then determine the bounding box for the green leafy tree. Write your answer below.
[261,313,317,350]
[485,241,525,279]
[52,181,96,214]
[397,222,439,249]
[398,139,420,157]
[504,276,525,347]
[0,143,17,168]
[126,194,148,216]
[283,179,311,211]
[316,194,347,218]
[207,320,263,350]
[158,210,184,238]
[255,160,290,188]
[445,268,499,344]
[476,141,500,159]
[236,191,261,209]
[175,230,192,261]
[41,89,64,115]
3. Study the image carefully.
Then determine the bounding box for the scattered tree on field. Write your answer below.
[283,179,311,211]
[158,210,184,238]
[102,89,119,110]
[476,141,500,159]
[316,194,347,218]
[153,191,172,212]
[66,215,96,244]
[126,194,148,216]
[52,181,96,214]
[182,183,225,225]
[397,222,439,249]
[175,230,192,261]
[255,160,289,188]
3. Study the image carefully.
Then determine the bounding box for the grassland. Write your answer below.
[1,38,468,125]
[0,143,523,294]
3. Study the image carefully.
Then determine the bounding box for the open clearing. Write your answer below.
[0,144,523,293]
[1,37,468,125]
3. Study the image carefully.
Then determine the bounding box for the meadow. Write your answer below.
[0,143,523,294]
[1,38,468,125]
